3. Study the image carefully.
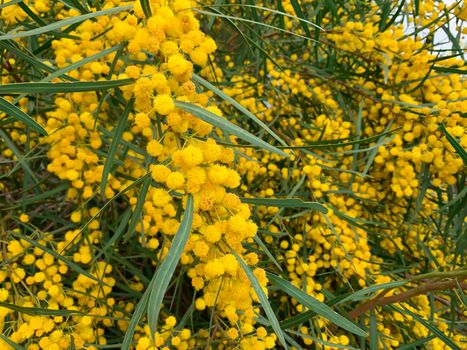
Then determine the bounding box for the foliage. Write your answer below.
[0,0,466,349]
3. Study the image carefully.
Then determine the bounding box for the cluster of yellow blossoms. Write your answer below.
[0,0,466,349]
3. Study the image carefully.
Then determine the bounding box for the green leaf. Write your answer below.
[92,207,132,263]
[0,0,22,10]
[60,173,151,252]
[231,250,288,349]
[369,309,378,350]
[192,73,288,147]
[267,273,368,337]
[0,96,47,135]
[396,335,436,350]
[240,197,328,214]
[174,101,288,157]
[147,195,194,336]
[121,279,154,350]
[101,99,134,197]
[336,280,408,305]
[253,234,283,272]
[0,301,89,317]
[12,233,110,287]
[0,79,133,94]
[392,305,460,350]
[290,0,311,38]
[58,0,89,13]
[0,334,24,350]
[45,45,122,82]
[0,129,39,184]
[124,173,152,241]
[140,0,152,18]
[0,5,133,40]
[440,123,467,165]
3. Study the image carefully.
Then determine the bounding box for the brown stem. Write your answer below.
[348,277,467,319]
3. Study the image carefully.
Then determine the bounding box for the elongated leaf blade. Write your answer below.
[267,273,368,337]
[192,73,287,147]
[231,250,288,349]
[392,306,460,350]
[336,280,408,305]
[440,124,467,165]
[121,279,154,350]
[0,5,133,40]
[124,174,152,241]
[241,197,327,214]
[147,195,194,335]
[140,0,152,18]
[13,233,109,287]
[0,129,39,183]
[101,99,134,197]
[175,101,288,157]
[0,334,24,350]
[0,79,133,94]
[0,97,47,135]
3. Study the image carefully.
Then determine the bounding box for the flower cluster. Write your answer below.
[0,0,465,349]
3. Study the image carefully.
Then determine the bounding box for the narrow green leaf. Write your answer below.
[0,0,22,10]
[241,197,328,214]
[58,0,89,13]
[434,66,466,74]
[121,279,154,350]
[440,123,467,165]
[231,250,288,349]
[267,273,368,337]
[0,301,88,317]
[124,173,152,241]
[46,45,122,82]
[12,233,110,287]
[147,195,194,335]
[101,99,134,197]
[0,5,133,40]
[253,234,283,272]
[193,73,288,147]
[0,40,69,78]
[369,309,378,350]
[290,0,311,38]
[396,335,436,350]
[92,207,132,263]
[0,129,39,184]
[59,173,151,253]
[286,330,360,350]
[175,101,288,157]
[0,97,47,135]
[0,79,133,94]
[0,334,24,350]
[392,306,460,350]
[140,0,152,18]
[336,280,408,305]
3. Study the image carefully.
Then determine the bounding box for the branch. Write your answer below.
[348,276,467,319]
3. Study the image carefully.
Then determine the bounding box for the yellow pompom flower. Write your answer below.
[153,94,175,115]
[166,172,185,189]
[146,140,163,157]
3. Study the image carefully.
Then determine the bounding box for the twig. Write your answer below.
[348,276,467,319]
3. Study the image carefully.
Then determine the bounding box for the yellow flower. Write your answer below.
[146,140,163,157]
[166,171,185,189]
[153,94,175,115]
